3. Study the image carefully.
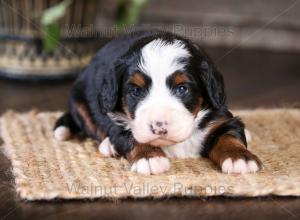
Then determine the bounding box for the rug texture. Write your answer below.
[0,109,300,200]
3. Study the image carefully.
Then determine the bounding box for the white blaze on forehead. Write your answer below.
[138,39,190,78]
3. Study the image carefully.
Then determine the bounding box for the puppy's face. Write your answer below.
[121,39,205,146]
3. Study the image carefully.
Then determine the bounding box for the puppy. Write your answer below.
[54,30,262,175]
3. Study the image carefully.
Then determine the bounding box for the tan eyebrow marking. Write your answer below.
[129,72,146,87]
[172,72,189,86]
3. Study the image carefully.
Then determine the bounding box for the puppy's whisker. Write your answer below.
[108,112,132,130]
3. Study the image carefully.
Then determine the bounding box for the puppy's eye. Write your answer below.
[175,85,189,96]
[129,86,142,97]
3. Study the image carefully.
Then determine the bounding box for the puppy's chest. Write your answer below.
[162,129,207,158]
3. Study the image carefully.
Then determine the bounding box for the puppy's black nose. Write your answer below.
[150,121,168,135]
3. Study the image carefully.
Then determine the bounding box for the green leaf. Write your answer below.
[43,24,61,52]
[116,0,148,29]
[40,0,72,52]
[41,0,72,26]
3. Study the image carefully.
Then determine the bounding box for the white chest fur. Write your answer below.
[162,128,208,158]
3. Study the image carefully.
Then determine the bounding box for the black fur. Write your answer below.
[54,112,79,134]
[198,107,233,129]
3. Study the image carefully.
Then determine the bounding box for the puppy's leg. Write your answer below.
[71,100,120,156]
[127,143,170,175]
[71,100,107,141]
[98,137,117,157]
[54,112,79,141]
[54,97,107,144]
[209,134,262,173]
[203,117,262,174]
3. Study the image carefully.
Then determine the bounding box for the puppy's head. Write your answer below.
[99,35,225,146]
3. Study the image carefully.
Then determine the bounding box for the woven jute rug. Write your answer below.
[0,109,300,200]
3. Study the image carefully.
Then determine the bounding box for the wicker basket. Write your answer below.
[0,0,100,80]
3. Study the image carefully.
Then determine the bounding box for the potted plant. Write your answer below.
[0,0,147,80]
[0,0,100,80]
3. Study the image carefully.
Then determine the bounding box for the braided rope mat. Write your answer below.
[0,109,300,200]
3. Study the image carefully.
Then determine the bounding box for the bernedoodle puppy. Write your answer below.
[54,30,262,175]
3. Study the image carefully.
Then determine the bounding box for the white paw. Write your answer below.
[54,126,71,141]
[245,129,252,143]
[221,158,259,174]
[131,157,170,175]
[98,137,117,157]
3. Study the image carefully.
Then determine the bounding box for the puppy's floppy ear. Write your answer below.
[96,62,124,114]
[200,60,226,109]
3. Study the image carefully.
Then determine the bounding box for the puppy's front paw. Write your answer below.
[221,149,262,174]
[130,157,170,175]
[98,137,117,157]
[54,126,71,141]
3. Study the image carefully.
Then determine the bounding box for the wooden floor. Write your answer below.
[0,46,300,220]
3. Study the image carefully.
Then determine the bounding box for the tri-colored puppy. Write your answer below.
[54,30,262,175]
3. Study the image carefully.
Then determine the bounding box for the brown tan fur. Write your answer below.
[129,72,146,88]
[127,142,166,163]
[75,101,106,141]
[203,118,262,169]
[192,97,204,116]
[172,72,188,86]
[121,97,133,119]
[209,134,262,169]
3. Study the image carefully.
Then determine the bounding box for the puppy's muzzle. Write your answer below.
[150,121,168,135]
